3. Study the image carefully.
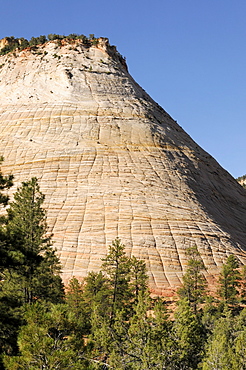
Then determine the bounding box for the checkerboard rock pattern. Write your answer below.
[0,38,246,294]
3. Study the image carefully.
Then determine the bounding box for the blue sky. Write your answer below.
[1,0,245,178]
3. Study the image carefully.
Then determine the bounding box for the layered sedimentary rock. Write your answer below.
[0,38,246,294]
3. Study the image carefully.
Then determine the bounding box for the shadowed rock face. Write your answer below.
[0,38,246,294]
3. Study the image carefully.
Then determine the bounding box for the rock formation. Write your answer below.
[0,37,246,294]
[237,175,246,188]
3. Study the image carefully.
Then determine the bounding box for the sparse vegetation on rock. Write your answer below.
[0,34,101,56]
[236,174,246,188]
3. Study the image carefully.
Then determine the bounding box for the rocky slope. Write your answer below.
[0,37,246,294]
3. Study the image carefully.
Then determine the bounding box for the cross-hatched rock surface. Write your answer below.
[0,38,246,294]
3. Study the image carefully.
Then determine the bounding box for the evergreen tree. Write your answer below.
[3,177,64,304]
[83,271,111,318]
[88,292,170,370]
[66,277,90,335]
[129,256,148,305]
[201,308,237,370]
[172,299,206,369]
[0,159,14,368]
[121,294,170,370]
[178,245,207,314]
[240,265,246,303]
[0,157,14,210]
[217,255,240,305]
[0,178,64,364]
[29,35,47,46]
[3,302,89,370]
[101,238,132,323]
[233,307,246,370]
[0,157,14,271]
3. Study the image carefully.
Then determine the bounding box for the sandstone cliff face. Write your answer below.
[0,38,246,294]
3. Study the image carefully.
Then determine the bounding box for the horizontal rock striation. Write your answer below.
[0,38,246,294]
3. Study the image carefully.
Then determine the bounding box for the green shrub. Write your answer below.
[0,33,101,56]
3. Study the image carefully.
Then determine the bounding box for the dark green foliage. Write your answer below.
[29,35,47,46]
[201,307,246,369]
[18,37,30,49]
[0,177,64,366]
[88,291,170,369]
[3,177,64,305]
[101,238,132,322]
[66,34,88,42]
[47,33,64,41]
[0,37,20,56]
[171,299,206,369]
[0,35,47,55]
[217,255,241,305]
[236,174,246,181]
[0,34,99,56]
[0,158,14,273]
[240,265,246,303]
[3,302,88,370]
[65,277,90,335]
[0,157,14,209]
[66,33,79,39]
[129,256,148,304]
[178,245,207,314]
[83,271,111,318]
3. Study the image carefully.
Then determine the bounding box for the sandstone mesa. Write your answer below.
[0,37,245,295]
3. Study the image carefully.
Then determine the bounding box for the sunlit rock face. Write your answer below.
[0,38,246,294]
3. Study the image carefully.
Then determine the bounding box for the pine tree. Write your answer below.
[0,156,14,272]
[0,160,15,368]
[129,256,148,305]
[66,277,90,335]
[66,277,85,318]
[83,271,111,318]
[172,299,206,369]
[3,302,89,370]
[178,245,207,315]
[201,308,237,370]
[3,177,64,304]
[239,265,246,303]
[0,156,14,211]
[121,294,170,370]
[233,307,246,370]
[101,238,132,323]
[88,292,170,370]
[0,178,64,364]
[217,255,240,305]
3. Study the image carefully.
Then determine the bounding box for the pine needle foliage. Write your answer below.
[178,245,207,315]
[4,177,64,304]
